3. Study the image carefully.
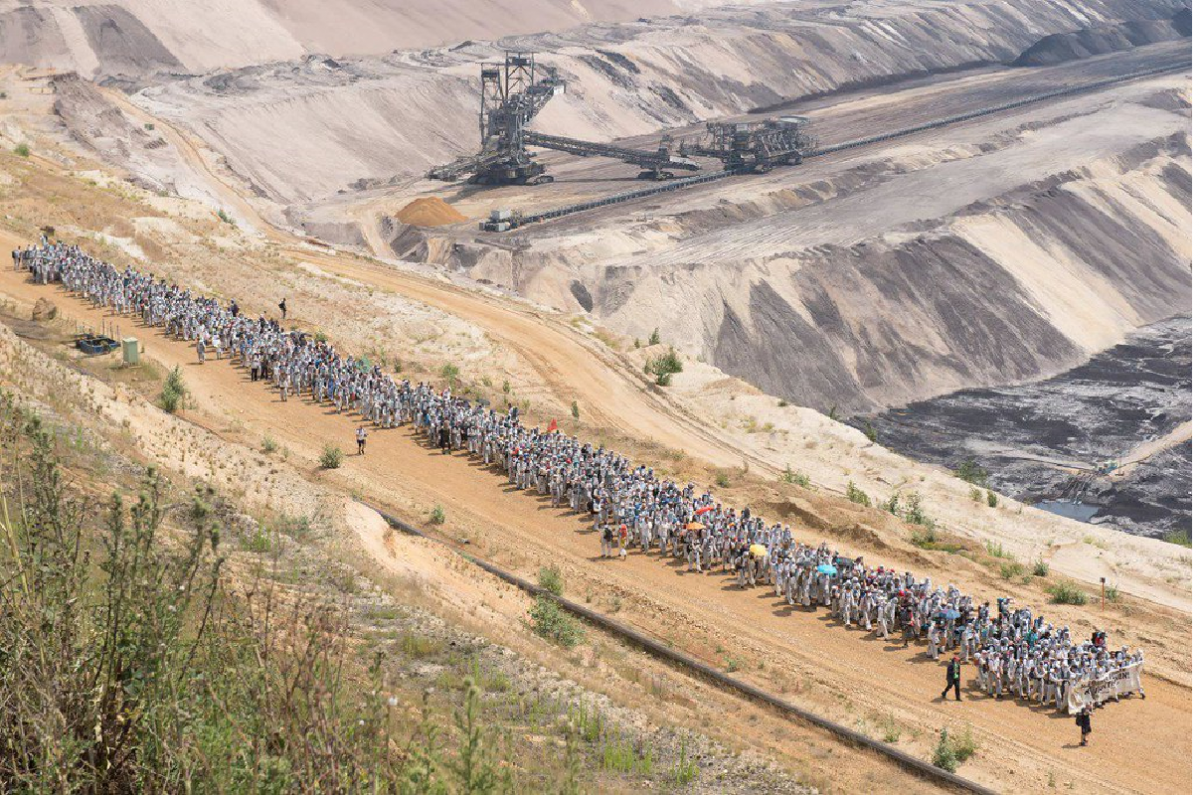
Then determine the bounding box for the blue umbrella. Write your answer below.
[816,564,838,576]
[936,608,961,621]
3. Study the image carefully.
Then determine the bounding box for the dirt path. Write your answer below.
[1,263,1189,795]
[1112,420,1192,478]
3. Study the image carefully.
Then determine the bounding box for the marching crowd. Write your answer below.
[14,240,1146,717]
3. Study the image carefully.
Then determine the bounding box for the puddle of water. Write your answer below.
[1034,500,1101,522]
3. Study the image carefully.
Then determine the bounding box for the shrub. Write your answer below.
[932,726,977,772]
[648,347,683,387]
[537,565,565,597]
[781,466,810,487]
[648,327,661,346]
[1103,585,1121,603]
[571,400,580,419]
[429,504,446,525]
[1047,581,1087,605]
[903,493,929,526]
[846,481,870,507]
[528,596,584,648]
[986,540,1013,559]
[1032,559,1050,577]
[954,459,989,486]
[262,434,279,454]
[884,492,901,516]
[828,404,839,421]
[14,142,29,157]
[216,208,235,225]
[714,472,731,488]
[862,421,878,443]
[159,365,187,412]
[319,443,343,469]
[999,562,1025,580]
[969,487,982,503]
[440,363,460,384]
[987,490,999,508]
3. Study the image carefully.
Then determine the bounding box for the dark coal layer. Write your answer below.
[856,315,1192,538]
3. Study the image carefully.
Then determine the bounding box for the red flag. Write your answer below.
[547,419,558,433]
[695,506,714,515]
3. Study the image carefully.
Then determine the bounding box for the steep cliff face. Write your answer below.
[131,0,1189,205]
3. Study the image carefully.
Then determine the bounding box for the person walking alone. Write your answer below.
[942,654,962,701]
[1076,704,1093,746]
[356,426,367,455]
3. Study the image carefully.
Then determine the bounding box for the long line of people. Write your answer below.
[14,240,1146,715]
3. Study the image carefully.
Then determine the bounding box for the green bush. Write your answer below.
[429,504,446,525]
[319,443,343,469]
[781,466,810,487]
[648,347,683,387]
[714,472,731,488]
[986,540,1014,559]
[648,327,661,346]
[159,365,187,413]
[846,481,870,507]
[13,142,29,157]
[537,565,565,597]
[903,493,929,526]
[987,490,999,508]
[571,400,580,420]
[528,596,584,648]
[0,401,426,791]
[1032,559,1050,577]
[954,459,989,486]
[932,726,977,772]
[1047,581,1087,605]
[862,421,878,443]
[999,561,1025,580]
[261,434,279,454]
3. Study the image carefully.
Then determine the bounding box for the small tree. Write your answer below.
[648,327,661,346]
[160,365,187,413]
[986,490,999,508]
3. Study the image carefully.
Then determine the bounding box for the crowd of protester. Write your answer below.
[14,240,1146,716]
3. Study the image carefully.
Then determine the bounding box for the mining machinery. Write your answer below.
[428,52,699,186]
[681,116,818,172]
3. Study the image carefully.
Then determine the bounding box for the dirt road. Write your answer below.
[1,261,1189,794]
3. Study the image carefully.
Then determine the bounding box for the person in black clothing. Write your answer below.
[278,298,287,320]
[941,654,962,701]
[1076,705,1093,746]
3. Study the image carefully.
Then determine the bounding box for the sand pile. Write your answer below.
[396,197,467,227]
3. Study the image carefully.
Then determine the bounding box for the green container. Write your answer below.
[122,337,139,365]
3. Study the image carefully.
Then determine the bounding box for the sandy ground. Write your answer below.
[0,259,1190,794]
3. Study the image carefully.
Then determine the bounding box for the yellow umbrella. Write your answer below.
[685,522,705,531]
[749,544,768,558]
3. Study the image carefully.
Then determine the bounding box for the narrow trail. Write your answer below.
[0,262,1190,795]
